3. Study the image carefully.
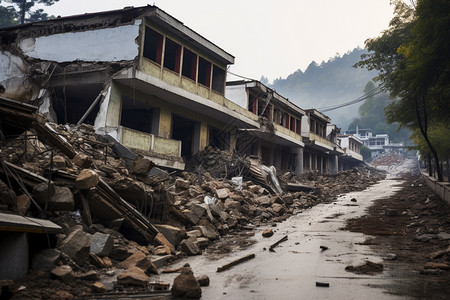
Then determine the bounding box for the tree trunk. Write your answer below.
[428,154,432,176]
[415,96,443,181]
[20,0,26,24]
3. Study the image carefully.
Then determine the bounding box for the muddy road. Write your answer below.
[160,159,424,299]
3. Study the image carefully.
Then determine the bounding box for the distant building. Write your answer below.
[345,127,404,158]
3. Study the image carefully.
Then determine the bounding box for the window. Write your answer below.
[273,109,282,125]
[296,119,301,134]
[163,38,181,73]
[198,56,211,87]
[182,48,197,81]
[143,27,163,64]
[212,65,226,94]
[121,96,154,134]
[290,116,295,131]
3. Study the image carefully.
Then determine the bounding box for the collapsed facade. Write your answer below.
[0,5,362,175]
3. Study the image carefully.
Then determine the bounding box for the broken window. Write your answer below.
[211,65,226,94]
[143,27,163,65]
[182,47,197,81]
[163,38,181,73]
[198,56,211,87]
[120,96,154,134]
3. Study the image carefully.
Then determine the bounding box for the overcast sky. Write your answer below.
[41,0,394,82]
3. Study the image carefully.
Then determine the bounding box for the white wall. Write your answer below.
[19,20,141,63]
[225,85,248,109]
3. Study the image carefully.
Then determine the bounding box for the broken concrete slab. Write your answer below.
[180,237,200,256]
[90,232,113,257]
[130,155,155,176]
[119,251,158,275]
[59,227,91,266]
[153,233,175,254]
[154,224,185,248]
[117,266,150,287]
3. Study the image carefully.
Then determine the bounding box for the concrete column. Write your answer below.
[330,154,338,174]
[158,108,172,139]
[294,147,303,175]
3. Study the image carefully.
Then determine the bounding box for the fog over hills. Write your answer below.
[263,48,377,130]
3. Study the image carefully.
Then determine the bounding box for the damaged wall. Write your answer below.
[18,20,141,63]
[0,51,42,102]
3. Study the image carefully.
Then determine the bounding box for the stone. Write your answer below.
[224,199,241,211]
[32,182,55,205]
[152,245,172,256]
[256,195,273,207]
[186,230,202,238]
[48,186,75,211]
[52,155,67,169]
[272,203,285,215]
[90,232,113,257]
[154,224,185,248]
[117,266,150,286]
[171,267,202,299]
[196,237,209,248]
[52,291,73,300]
[31,248,61,271]
[215,188,229,200]
[175,178,190,190]
[282,194,294,205]
[78,270,99,281]
[196,275,210,287]
[91,282,107,293]
[16,194,31,215]
[183,209,200,225]
[192,225,219,240]
[72,153,93,168]
[180,237,200,256]
[262,228,274,237]
[51,265,73,282]
[59,228,91,266]
[153,233,175,254]
[130,155,155,176]
[120,251,158,275]
[75,169,99,190]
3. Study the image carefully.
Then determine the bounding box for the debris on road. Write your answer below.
[345,261,384,275]
[216,253,256,272]
[269,235,288,252]
[315,281,330,287]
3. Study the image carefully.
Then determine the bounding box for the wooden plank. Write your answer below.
[216,253,256,272]
[269,235,288,252]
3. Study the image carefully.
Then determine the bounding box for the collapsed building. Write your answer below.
[0,5,362,175]
[0,6,369,295]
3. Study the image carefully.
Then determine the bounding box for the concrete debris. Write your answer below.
[171,267,202,299]
[262,228,274,237]
[217,253,256,272]
[0,116,386,298]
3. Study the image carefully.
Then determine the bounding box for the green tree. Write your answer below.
[0,1,19,27]
[356,0,450,181]
[1,0,59,26]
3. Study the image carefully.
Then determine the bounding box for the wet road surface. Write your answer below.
[159,176,412,299]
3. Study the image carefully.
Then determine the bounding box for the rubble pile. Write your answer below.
[0,120,385,299]
[370,152,405,167]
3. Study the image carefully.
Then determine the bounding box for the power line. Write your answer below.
[317,86,383,112]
